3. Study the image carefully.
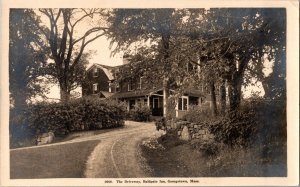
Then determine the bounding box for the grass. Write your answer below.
[10,140,100,179]
[141,132,287,177]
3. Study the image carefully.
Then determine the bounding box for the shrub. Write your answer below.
[10,108,36,148]
[10,98,126,148]
[181,105,212,124]
[129,104,151,122]
[190,139,220,158]
[209,109,257,148]
[155,117,166,131]
[243,99,286,145]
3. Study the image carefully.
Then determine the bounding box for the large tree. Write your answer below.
[108,8,286,117]
[245,9,286,100]
[179,8,286,111]
[9,9,49,109]
[108,9,197,118]
[36,8,108,102]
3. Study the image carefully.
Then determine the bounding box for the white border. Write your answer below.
[1,0,299,186]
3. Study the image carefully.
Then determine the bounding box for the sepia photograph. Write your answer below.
[1,0,299,186]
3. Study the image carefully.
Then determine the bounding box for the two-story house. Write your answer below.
[82,60,209,118]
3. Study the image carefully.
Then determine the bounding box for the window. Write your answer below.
[128,80,133,91]
[183,97,188,110]
[178,98,183,110]
[115,82,120,92]
[153,98,159,108]
[93,83,98,94]
[178,97,188,111]
[138,77,143,89]
[108,82,112,93]
[93,68,99,77]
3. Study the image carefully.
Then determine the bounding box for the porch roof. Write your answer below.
[184,89,205,97]
[111,88,163,99]
[99,91,115,98]
[110,87,204,99]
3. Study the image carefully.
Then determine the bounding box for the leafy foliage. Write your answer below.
[10,98,126,148]
[209,109,258,147]
[128,104,151,122]
[181,105,213,123]
[37,8,108,101]
[155,117,166,131]
[9,9,49,108]
[190,139,220,158]
[181,98,286,148]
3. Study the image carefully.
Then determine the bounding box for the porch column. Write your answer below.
[147,95,150,108]
[175,99,179,118]
[198,97,202,106]
[108,81,112,92]
[127,100,130,111]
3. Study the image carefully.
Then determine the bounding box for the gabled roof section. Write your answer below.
[86,63,118,80]
[99,91,115,98]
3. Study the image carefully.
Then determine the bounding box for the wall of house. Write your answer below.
[82,67,110,96]
[118,77,145,93]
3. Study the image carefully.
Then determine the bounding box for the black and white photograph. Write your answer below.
[1,0,299,186]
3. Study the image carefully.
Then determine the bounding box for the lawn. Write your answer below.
[10,140,100,179]
[141,133,287,177]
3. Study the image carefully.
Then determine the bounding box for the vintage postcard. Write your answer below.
[1,0,299,186]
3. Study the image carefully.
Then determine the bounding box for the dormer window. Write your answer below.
[93,68,99,77]
[93,83,98,94]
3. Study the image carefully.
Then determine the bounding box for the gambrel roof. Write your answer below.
[86,63,117,80]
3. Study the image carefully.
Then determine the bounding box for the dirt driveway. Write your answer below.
[10,121,163,178]
[84,121,163,178]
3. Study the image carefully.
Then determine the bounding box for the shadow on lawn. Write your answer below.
[10,140,100,179]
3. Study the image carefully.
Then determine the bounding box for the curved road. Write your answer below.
[10,121,163,178]
[84,121,163,178]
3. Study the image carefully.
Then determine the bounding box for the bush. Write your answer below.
[128,104,151,122]
[155,117,166,131]
[181,100,284,148]
[242,99,286,145]
[209,109,257,148]
[190,139,220,158]
[10,108,36,148]
[10,98,126,148]
[181,105,212,124]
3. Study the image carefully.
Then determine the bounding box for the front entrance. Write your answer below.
[152,97,163,116]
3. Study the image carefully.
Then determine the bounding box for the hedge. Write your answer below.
[10,98,126,148]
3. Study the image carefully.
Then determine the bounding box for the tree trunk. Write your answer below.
[228,75,243,112]
[163,78,169,118]
[220,79,226,115]
[210,81,217,116]
[60,79,70,102]
[161,30,170,119]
